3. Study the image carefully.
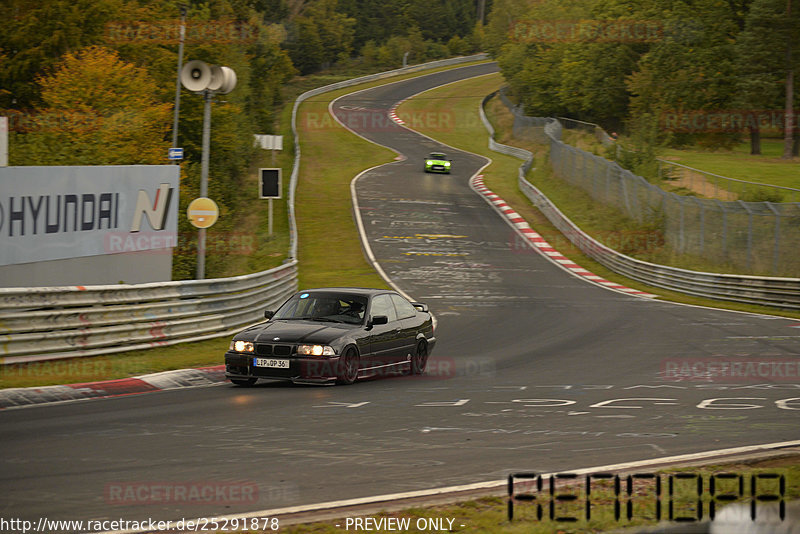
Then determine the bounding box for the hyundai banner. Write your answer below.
[0,165,179,266]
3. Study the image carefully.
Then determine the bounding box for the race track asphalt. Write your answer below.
[1,62,798,527]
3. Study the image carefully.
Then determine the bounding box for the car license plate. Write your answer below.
[253,358,290,369]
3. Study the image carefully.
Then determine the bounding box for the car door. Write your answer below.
[363,293,402,370]
[390,293,420,363]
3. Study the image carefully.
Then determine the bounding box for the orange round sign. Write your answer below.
[187,197,219,229]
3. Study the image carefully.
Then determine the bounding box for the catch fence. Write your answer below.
[498,91,800,277]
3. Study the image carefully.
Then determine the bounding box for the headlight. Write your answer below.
[426,160,433,165]
[297,344,335,356]
[233,340,255,353]
[444,161,450,166]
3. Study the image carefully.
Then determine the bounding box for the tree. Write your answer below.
[734,0,800,156]
[0,0,125,109]
[623,0,742,149]
[286,0,355,72]
[11,46,171,165]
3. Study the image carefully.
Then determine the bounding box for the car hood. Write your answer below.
[239,320,353,344]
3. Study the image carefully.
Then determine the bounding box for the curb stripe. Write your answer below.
[471,175,657,299]
[0,366,229,410]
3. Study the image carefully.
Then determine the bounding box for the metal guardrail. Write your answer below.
[480,91,800,310]
[0,54,489,366]
[0,262,299,364]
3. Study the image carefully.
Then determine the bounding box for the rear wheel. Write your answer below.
[410,340,428,375]
[231,378,257,387]
[337,348,359,385]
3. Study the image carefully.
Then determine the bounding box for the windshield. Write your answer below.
[272,292,368,325]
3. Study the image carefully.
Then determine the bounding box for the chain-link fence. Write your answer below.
[498,91,800,277]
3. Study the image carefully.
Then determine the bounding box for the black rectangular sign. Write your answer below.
[259,168,282,199]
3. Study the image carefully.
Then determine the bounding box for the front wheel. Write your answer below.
[337,348,359,385]
[230,377,257,387]
[410,340,428,375]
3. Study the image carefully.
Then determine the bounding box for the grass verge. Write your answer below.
[662,140,800,195]
[394,74,800,321]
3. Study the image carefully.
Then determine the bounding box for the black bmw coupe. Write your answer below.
[224,288,436,386]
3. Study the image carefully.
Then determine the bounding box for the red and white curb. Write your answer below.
[388,99,406,125]
[471,175,657,298]
[0,365,228,410]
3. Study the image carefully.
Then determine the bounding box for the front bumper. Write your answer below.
[225,351,341,385]
[425,165,450,173]
[427,335,437,354]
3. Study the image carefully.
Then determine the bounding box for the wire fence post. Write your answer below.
[767,202,780,275]
[738,201,754,272]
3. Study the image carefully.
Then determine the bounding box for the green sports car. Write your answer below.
[424,152,451,174]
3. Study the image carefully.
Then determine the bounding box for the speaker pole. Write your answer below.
[196,89,212,280]
[171,5,187,165]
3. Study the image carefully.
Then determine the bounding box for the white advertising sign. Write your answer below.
[0,165,180,266]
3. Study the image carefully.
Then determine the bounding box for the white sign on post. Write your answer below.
[253,134,283,151]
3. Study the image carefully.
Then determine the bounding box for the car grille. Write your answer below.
[255,343,293,356]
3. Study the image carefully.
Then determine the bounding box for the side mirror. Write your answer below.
[371,315,389,326]
[411,302,428,313]
[264,310,274,320]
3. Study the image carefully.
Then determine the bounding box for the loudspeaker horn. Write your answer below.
[180,60,213,92]
[215,66,238,94]
[207,65,225,92]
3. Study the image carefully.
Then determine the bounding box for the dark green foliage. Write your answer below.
[488,0,799,153]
